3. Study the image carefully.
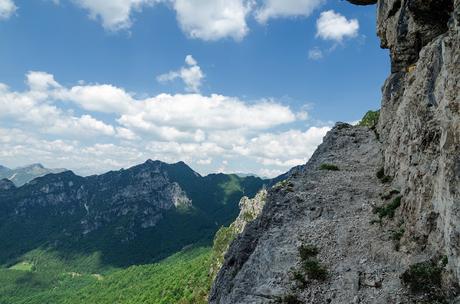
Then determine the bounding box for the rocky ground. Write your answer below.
[211,124,419,303]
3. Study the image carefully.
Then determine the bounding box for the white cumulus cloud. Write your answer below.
[0,70,331,178]
[316,10,359,42]
[0,0,16,20]
[255,0,324,23]
[172,0,252,41]
[157,55,205,93]
[72,0,158,31]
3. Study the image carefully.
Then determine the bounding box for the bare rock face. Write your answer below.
[210,125,410,303]
[210,0,460,303]
[209,190,267,281]
[377,0,460,288]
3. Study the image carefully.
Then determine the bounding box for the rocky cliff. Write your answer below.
[376,0,460,288]
[209,189,268,281]
[210,0,459,303]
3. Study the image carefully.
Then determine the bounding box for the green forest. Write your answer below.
[0,247,212,304]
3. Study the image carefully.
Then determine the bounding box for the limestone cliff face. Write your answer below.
[210,1,459,303]
[376,0,460,285]
[209,190,267,281]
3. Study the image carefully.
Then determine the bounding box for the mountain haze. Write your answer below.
[0,163,66,187]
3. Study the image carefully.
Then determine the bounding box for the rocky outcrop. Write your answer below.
[209,190,267,280]
[376,0,460,292]
[10,162,191,236]
[210,0,459,302]
[210,124,414,303]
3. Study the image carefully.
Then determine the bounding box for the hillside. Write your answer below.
[0,247,211,304]
[0,160,268,270]
[0,176,273,304]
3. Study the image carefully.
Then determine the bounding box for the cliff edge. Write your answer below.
[210,0,459,303]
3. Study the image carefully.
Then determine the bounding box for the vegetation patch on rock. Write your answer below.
[401,259,450,302]
[374,196,402,219]
[358,110,380,128]
[319,164,340,171]
[298,244,328,282]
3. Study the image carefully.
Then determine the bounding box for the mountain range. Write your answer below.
[0,163,66,187]
[0,159,273,270]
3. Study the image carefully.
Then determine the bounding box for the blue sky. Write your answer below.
[0,0,388,177]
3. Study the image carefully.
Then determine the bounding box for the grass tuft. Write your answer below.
[374,196,402,219]
[319,164,340,171]
[299,244,319,261]
[401,261,443,293]
[302,259,328,281]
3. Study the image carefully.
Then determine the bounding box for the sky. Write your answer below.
[0,0,389,177]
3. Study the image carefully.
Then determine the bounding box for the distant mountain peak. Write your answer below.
[0,163,67,186]
[32,163,45,169]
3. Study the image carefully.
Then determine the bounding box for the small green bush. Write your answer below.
[401,261,443,293]
[292,270,307,288]
[374,196,402,219]
[441,255,448,267]
[391,228,405,242]
[299,244,319,261]
[319,164,340,171]
[358,110,380,128]
[391,227,405,251]
[302,259,328,281]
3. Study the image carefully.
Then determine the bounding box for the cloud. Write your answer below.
[0,71,330,178]
[65,0,351,44]
[26,71,61,91]
[234,127,330,161]
[316,10,359,42]
[255,0,324,23]
[157,55,205,93]
[72,0,158,31]
[0,73,117,138]
[118,94,298,137]
[172,0,252,41]
[0,0,16,20]
[58,84,134,114]
[70,0,252,39]
[308,47,323,60]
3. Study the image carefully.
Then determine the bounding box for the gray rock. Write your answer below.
[210,1,460,302]
[210,126,409,303]
[377,0,460,289]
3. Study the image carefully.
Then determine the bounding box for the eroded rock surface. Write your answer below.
[210,0,459,302]
[377,0,460,292]
[210,125,411,303]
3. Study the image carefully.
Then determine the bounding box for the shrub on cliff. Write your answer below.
[358,110,380,128]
